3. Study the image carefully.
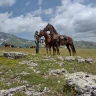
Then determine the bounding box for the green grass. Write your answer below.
[0,47,96,58]
[0,47,96,95]
[14,92,26,96]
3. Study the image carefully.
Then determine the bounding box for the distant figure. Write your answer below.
[11,45,14,48]
[34,31,40,54]
[5,43,10,47]
[30,46,33,48]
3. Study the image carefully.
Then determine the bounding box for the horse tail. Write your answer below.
[70,43,76,55]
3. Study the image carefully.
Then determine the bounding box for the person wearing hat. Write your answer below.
[34,31,39,54]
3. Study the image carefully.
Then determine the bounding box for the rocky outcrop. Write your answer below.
[42,56,56,61]
[64,56,94,64]
[65,56,75,61]
[57,56,64,61]
[3,52,27,59]
[0,86,26,96]
[49,68,68,76]
[65,72,96,96]
[0,85,50,96]
[20,60,40,74]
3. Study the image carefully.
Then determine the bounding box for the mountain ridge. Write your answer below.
[0,32,96,48]
[0,32,35,48]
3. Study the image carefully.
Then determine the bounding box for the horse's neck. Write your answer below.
[47,34,51,39]
[50,26,58,36]
[43,33,48,40]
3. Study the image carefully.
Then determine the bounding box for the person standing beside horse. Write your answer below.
[34,31,40,54]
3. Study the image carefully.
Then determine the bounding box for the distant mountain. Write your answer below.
[74,41,96,49]
[0,32,35,48]
[0,32,96,48]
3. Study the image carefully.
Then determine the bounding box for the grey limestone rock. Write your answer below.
[65,72,96,96]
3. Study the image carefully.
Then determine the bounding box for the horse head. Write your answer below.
[43,23,58,36]
[43,23,51,31]
[39,29,45,37]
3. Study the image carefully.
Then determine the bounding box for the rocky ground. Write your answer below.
[0,52,96,96]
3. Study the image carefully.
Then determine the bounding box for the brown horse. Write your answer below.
[5,43,10,47]
[43,25,60,55]
[43,23,76,56]
[39,30,56,55]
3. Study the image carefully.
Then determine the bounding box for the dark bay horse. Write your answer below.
[43,23,76,56]
[39,30,56,55]
[5,43,10,47]
[43,25,60,55]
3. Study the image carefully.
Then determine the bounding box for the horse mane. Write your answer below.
[49,24,58,34]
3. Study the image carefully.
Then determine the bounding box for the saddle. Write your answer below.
[59,35,68,41]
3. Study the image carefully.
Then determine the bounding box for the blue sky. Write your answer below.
[0,0,96,41]
[0,0,61,17]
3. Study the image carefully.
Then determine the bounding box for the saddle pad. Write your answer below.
[60,35,64,39]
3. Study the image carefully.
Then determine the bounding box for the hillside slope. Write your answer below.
[0,32,35,48]
[74,41,96,49]
[0,32,96,48]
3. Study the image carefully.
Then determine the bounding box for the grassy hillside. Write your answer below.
[0,48,96,96]
[74,41,96,49]
[0,32,35,48]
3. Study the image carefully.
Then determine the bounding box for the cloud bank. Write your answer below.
[50,0,96,41]
[0,0,16,6]
[0,0,96,41]
[0,12,47,33]
[38,0,43,6]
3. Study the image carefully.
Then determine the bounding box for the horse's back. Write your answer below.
[52,34,59,40]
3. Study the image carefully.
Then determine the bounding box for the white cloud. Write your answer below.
[49,0,96,41]
[38,0,42,6]
[0,12,47,33]
[0,0,96,41]
[61,0,71,6]
[25,1,30,6]
[0,0,16,6]
[73,0,86,3]
[33,7,53,15]
[61,0,85,5]
[32,7,53,15]
[44,8,53,15]
[33,7,42,15]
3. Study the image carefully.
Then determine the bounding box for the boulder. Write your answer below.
[3,52,26,59]
[65,56,75,61]
[57,56,64,61]
[49,68,68,76]
[65,72,96,96]
[77,58,85,63]
[85,58,93,64]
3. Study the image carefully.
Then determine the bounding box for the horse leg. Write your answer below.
[54,47,56,55]
[52,47,55,55]
[46,46,48,54]
[53,46,56,55]
[66,44,71,56]
[56,46,60,55]
[58,46,60,55]
[49,46,51,55]
[70,44,76,56]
